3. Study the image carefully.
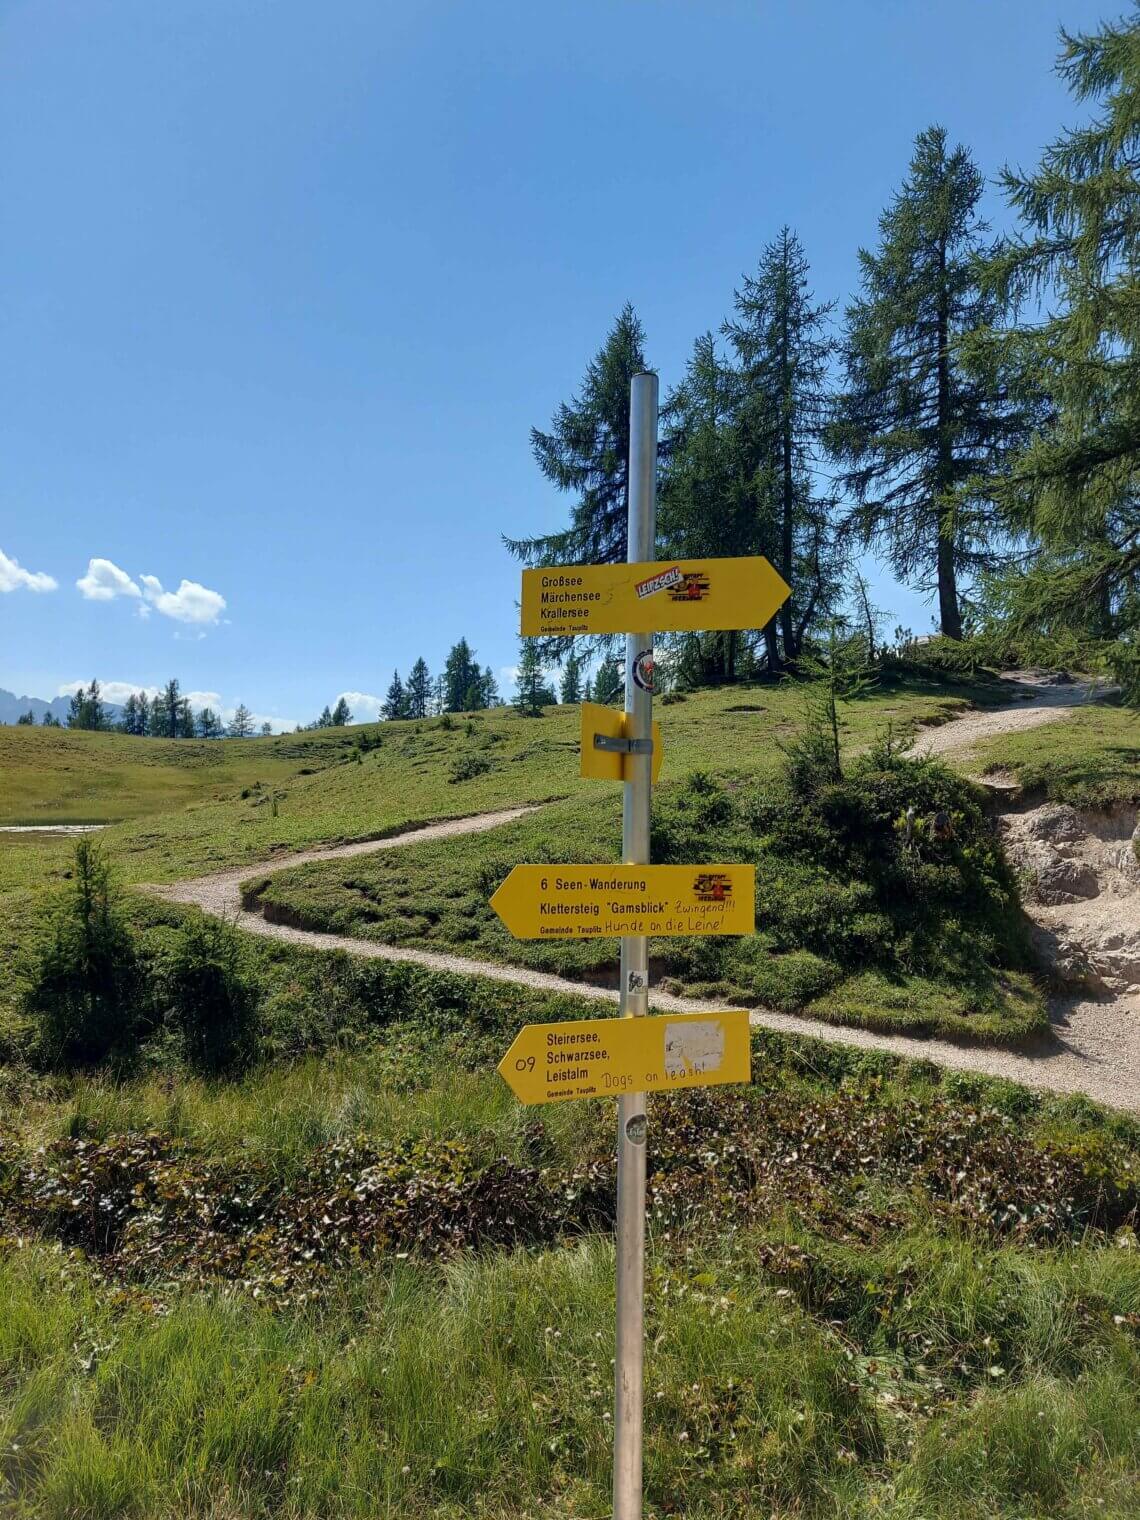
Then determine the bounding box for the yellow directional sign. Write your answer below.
[521,556,790,638]
[489,863,755,940]
[580,702,663,784]
[498,1010,751,1105]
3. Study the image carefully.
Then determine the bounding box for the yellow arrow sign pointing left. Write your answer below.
[489,863,755,939]
[498,1010,752,1105]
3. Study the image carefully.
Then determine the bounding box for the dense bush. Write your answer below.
[22,841,146,1066]
[448,751,492,783]
[160,916,260,1073]
[654,754,1027,992]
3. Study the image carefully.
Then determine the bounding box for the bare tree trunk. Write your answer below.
[763,618,781,675]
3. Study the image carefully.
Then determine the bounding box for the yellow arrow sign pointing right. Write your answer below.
[521,555,790,637]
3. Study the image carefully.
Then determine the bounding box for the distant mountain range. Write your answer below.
[0,687,123,726]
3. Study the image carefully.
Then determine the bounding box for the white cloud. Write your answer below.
[336,690,385,722]
[1,547,57,594]
[140,574,226,626]
[58,679,161,706]
[75,560,226,626]
[76,557,141,601]
[245,712,298,734]
[499,665,520,689]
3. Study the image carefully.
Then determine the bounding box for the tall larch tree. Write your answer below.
[514,640,549,717]
[976,9,1140,688]
[660,333,755,681]
[444,639,479,712]
[382,672,408,721]
[228,704,254,739]
[829,127,1032,639]
[723,229,841,664]
[406,658,432,719]
[509,304,649,569]
[559,647,583,704]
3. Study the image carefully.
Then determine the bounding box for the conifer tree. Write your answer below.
[479,669,500,708]
[593,654,624,705]
[463,664,487,711]
[582,672,594,704]
[228,704,254,738]
[559,647,583,704]
[17,709,34,725]
[514,640,548,717]
[162,678,181,737]
[177,698,195,738]
[147,678,180,738]
[444,639,479,712]
[508,305,650,572]
[41,711,59,727]
[723,229,841,663]
[829,128,1034,639]
[196,707,223,739]
[383,671,408,721]
[119,694,140,735]
[661,332,763,679]
[974,11,1140,682]
[331,696,352,726]
[67,680,106,731]
[136,693,150,737]
[406,658,432,719]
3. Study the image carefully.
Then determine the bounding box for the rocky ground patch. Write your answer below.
[1002,800,1140,998]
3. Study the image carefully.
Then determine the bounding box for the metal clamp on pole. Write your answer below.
[593,733,654,756]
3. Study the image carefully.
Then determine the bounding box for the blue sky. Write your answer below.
[0,0,1113,727]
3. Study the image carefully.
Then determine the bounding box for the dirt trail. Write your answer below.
[912,670,1101,761]
[148,681,1140,1114]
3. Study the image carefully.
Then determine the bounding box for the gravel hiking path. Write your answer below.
[913,669,1101,761]
[147,682,1140,1114]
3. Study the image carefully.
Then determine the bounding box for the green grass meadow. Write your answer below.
[3,1010,1140,1519]
[3,676,1140,1517]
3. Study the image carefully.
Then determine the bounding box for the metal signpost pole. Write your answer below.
[613,371,657,1520]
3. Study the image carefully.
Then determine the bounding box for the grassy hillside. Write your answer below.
[1,679,990,865]
[971,702,1140,807]
[250,757,1044,1044]
[0,724,326,826]
[0,678,1046,1046]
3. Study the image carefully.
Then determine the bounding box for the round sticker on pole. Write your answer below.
[632,648,655,693]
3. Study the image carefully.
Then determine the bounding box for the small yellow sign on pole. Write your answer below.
[580,702,663,784]
[489,863,755,940]
[521,555,790,638]
[498,1010,751,1105]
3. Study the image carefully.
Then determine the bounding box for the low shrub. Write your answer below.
[448,752,492,784]
[22,841,146,1067]
[160,916,260,1074]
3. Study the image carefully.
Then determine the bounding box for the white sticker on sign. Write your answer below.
[663,1019,726,1077]
[635,565,684,600]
